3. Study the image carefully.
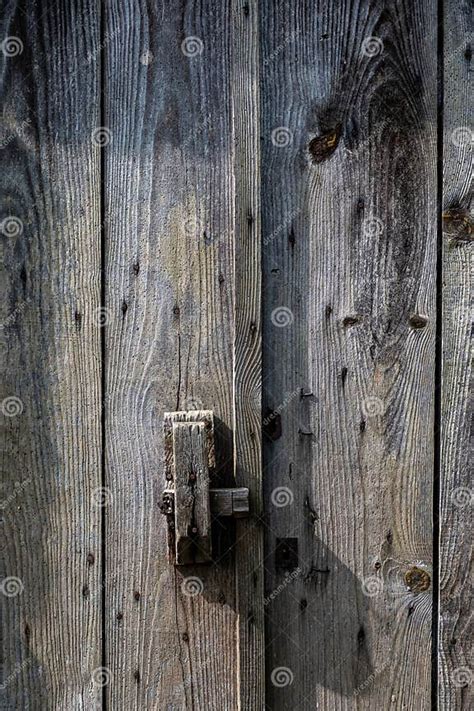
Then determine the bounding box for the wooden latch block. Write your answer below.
[161,410,249,564]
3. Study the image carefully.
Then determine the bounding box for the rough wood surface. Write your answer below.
[439,0,473,707]
[261,1,437,708]
[0,1,102,708]
[231,0,265,707]
[173,422,212,565]
[163,410,215,480]
[2,2,470,708]
[209,487,250,517]
[103,1,262,708]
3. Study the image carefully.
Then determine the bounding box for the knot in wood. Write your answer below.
[404,566,430,593]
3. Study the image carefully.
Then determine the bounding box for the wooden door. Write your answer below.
[1,2,472,710]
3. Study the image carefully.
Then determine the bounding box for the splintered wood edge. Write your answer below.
[163,410,215,482]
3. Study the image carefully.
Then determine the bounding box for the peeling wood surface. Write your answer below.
[439,0,473,707]
[261,1,438,708]
[0,1,101,707]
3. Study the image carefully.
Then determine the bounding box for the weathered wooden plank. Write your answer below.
[163,410,215,480]
[104,1,262,708]
[209,487,250,517]
[173,422,212,565]
[0,1,102,707]
[162,488,250,518]
[261,1,437,708]
[439,0,473,707]
[231,0,264,707]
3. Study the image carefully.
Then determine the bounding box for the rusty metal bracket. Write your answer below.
[161,410,249,565]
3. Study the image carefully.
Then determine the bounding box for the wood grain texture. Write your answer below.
[261,1,437,708]
[103,1,262,708]
[173,422,212,565]
[209,487,250,517]
[439,0,473,707]
[232,0,264,707]
[0,1,101,708]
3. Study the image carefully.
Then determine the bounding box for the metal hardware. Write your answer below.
[275,537,299,571]
[161,410,250,565]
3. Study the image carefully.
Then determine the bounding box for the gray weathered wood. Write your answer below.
[173,422,212,565]
[232,1,265,706]
[162,410,215,563]
[0,1,101,707]
[162,488,250,518]
[4,2,469,708]
[261,1,437,708]
[209,487,250,518]
[104,1,263,708]
[439,0,473,707]
[163,410,215,480]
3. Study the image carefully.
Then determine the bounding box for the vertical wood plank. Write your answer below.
[261,1,438,708]
[173,422,212,565]
[104,1,262,708]
[439,0,473,706]
[0,1,102,707]
[232,0,265,707]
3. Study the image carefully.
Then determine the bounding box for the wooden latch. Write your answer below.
[161,410,250,564]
